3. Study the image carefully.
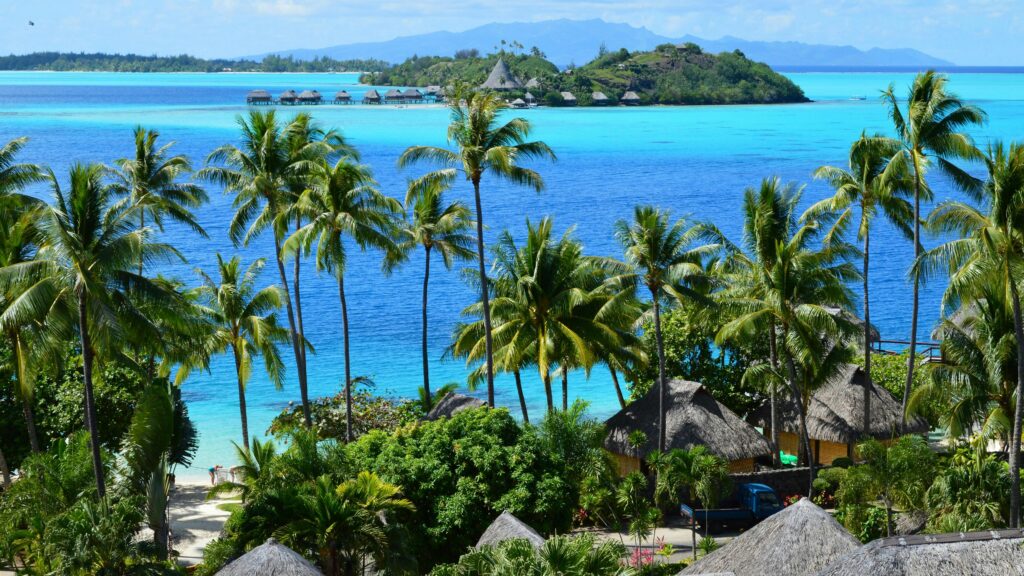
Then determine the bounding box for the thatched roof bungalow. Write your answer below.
[749,364,929,465]
[246,89,272,105]
[476,511,545,549]
[524,91,536,103]
[525,77,541,88]
[425,392,486,421]
[679,499,859,576]
[279,90,298,104]
[621,91,641,105]
[559,91,577,106]
[402,88,423,102]
[297,90,321,104]
[333,90,351,103]
[592,91,610,105]
[362,89,382,104]
[216,538,323,576]
[480,59,522,90]
[604,380,771,474]
[510,98,527,109]
[384,88,404,103]
[815,529,1024,576]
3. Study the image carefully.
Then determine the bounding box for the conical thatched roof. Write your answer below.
[334,91,351,100]
[815,529,1024,576]
[402,88,422,98]
[476,511,545,549]
[511,98,526,108]
[279,90,298,100]
[560,91,577,102]
[480,58,522,90]
[749,364,928,444]
[363,89,381,101]
[604,380,771,461]
[592,91,609,102]
[297,90,321,101]
[525,77,540,88]
[622,91,640,100]
[384,88,404,98]
[425,392,486,421]
[679,499,858,576]
[216,538,323,576]
[524,91,535,101]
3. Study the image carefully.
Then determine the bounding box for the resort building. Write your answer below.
[679,498,860,576]
[215,538,323,576]
[511,98,527,109]
[604,379,772,474]
[480,58,523,91]
[384,88,404,103]
[476,511,545,549]
[559,91,577,106]
[402,88,423,103]
[815,529,1024,576]
[525,77,541,89]
[592,91,610,105]
[362,89,382,104]
[524,91,536,105]
[621,91,641,105]
[245,89,272,105]
[749,364,929,466]
[425,392,486,420]
[278,90,298,105]
[296,90,321,104]
[333,90,351,104]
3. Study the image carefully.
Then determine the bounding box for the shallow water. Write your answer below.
[1,70,1018,479]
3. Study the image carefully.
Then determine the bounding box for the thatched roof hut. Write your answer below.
[621,91,641,105]
[510,98,527,109]
[402,88,423,101]
[362,89,381,104]
[679,499,859,576]
[559,91,577,106]
[279,90,298,104]
[216,538,323,576]
[604,380,771,473]
[297,90,321,104]
[246,89,272,104]
[524,91,536,103]
[592,91,609,105]
[749,363,928,464]
[333,90,351,103]
[425,392,486,421]
[815,529,1024,576]
[476,511,545,549]
[384,88,404,102]
[480,59,522,90]
[525,77,541,88]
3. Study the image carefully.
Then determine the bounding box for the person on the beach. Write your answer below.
[208,465,223,485]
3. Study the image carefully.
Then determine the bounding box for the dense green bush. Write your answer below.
[269,384,423,440]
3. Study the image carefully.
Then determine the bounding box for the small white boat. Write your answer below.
[849,95,867,101]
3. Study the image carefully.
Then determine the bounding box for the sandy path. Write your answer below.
[170,481,234,566]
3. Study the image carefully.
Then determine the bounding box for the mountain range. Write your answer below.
[251,18,953,69]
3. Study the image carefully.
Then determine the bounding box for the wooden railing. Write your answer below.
[871,339,943,363]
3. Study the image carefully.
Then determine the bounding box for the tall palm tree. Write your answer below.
[1,163,180,496]
[915,142,1024,526]
[810,135,913,437]
[399,87,555,407]
[614,206,716,452]
[196,255,288,452]
[284,158,400,442]
[883,71,986,428]
[397,177,474,409]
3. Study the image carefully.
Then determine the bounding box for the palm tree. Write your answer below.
[614,206,716,452]
[196,254,288,451]
[2,163,180,496]
[915,142,1024,526]
[284,158,400,442]
[883,71,986,429]
[399,86,555,406]
[397,176,474,410]
[810,134,913,437]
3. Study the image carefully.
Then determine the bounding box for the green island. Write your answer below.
[0,52,390,73]
[361,44,809,105]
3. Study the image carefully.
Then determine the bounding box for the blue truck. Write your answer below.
[685,483,783,532]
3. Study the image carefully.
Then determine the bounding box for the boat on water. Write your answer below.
[849,95,867,101]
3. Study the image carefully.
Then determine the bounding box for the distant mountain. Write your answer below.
[251,18,954,69]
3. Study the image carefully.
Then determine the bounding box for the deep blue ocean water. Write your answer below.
[2,70,1021,479]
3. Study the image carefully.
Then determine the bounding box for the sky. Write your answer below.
[0,0,1020,65]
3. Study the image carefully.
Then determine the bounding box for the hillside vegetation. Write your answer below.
[363,43,808,105]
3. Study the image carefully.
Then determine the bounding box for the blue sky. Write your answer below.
[0,0,1019,65]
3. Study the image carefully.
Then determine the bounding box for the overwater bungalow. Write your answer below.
[749,364,929,466]
[680,499,859,576]
[604,380,772,474]
[215,538,323,576]
[815,529,1024,576]
[621,91,641,105]
[362,89,382,104]
[559,91,577,106]
[402,88,423,103]
[424,392,485,421]
[333,90,352,104]
[476,511,545,549]
[245,89,272,105]
[592,91,610,105]
[510,98,527,109]
[384,88,404,103]
[297,90,321,104]
[278,90,298,105]
[480,58,523,91]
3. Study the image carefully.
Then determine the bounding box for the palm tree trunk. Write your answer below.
[543,371,554,413]
[0,445,9,488]
[421,247,432,410]
[610,366,626,408]
[561,366,568,411]
[139,210,146,277]
[652,289,668,453]
[22,395,40,453]
[514,370,529,424]
[783,340,814,497]
[902,170,922,431]
[293,218,311,428]
[78,296,106,497]
[273,235,311,427]
[863,227,873,438]
[338,275,354,443]
[472,178,495,406]
[233,347,249,452]
[14,332,40,453]
[1008,278,1024,528]
[768,327,781,468]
